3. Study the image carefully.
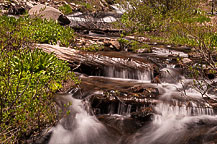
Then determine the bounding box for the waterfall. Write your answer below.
[49,94,115,144]
[104,66,152,81]
[117,103,132,116]
[131,103,217,144]
[43,47,217,144]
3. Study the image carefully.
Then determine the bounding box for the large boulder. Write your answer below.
[28,4,70,25]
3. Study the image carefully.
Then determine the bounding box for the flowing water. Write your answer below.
[49,95,116,144]
[46,49,217,144]
[42,13,217,143]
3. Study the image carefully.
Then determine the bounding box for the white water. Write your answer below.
[101,65,216,144]
[111,4,126,14]
[97,16,117,23]
[49,95,113,144]
[104,66,152,81]
[152,47,189,57]
[132,103,216,144]
[117,103,132,116]
[67,16,87,22]
[47,52,217,144]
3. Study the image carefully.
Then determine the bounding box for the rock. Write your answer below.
[181,58,192,65]
[98,114,143,135]
[207,82,217,95]
[105,0,115,5]
[57,14,70,25]
[131,107,153,122]
[158,68,183,83]
[26,1,35,8]
[136,48,151,53]
[8,5,25,15]
[28,4,70,25]
[130,85,160,98]
[151,76,161,84]
[110,40,120,50]
[125,36,150,43]
[104,40,120,51]
[204,68,216,80]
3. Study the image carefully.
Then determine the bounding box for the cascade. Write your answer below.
[131,103,217,144]
[104,66,152,81]
[42,33,217,144]
[49,94,116,144]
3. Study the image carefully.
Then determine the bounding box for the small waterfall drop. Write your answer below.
[117,103,132,116]
[131,103,217,144]
[49,94,115,144]
[44,45,217,144]
[104,66,152,81]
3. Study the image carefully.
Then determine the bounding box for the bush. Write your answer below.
[118,0,204,33]
[79,44,104,51]
[59,4,73,15]
[0,16,75,47]
[117,0,216,98]
[118,38,152,52]
[0,15,79,143]
[0,48,79,143]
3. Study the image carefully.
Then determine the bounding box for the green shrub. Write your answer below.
[130,41,152,53]
[0,16,75,47]
[118,38,151,52]
[118,0,204,34]
[59,4,73,15]
[0,15,79,143]
[118,38,131,50]
[0,48,79,143]
[79,44,104,51]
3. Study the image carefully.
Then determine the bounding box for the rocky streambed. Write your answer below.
[1,1,217,143]
[36,38,217,144]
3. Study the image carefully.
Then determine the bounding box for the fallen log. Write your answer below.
[36,44,154,75]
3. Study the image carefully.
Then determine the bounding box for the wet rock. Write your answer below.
[29,4,70,25]
[207,82,217,95]
[98,114,144,135]
[151,76,161,84]
[130,85,160,98]
[203,126,217,144]
[158,68,183,83]
[131,107,153,122]
[105,0,115,5]
[136,48,152,53]
[90,90,150,115]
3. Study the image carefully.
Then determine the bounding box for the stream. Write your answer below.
[39,43,217,144]
[37,10,217,144]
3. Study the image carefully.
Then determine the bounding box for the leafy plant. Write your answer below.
[80,44,104,51]
[118,0,205,34]
[130,41,152,53]
[59,4,73,15]
[0,15,79,143]
[0,48,79,143]
[0,16,75,47]
[118,38,152,52]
